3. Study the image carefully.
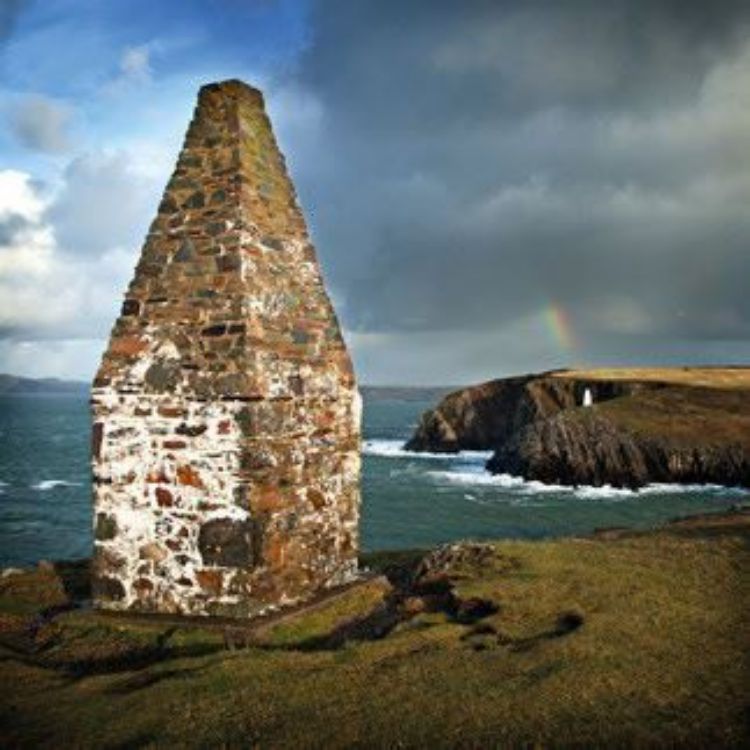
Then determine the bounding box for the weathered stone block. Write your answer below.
[95,513,118,541]
[198,518,257,568]
[92,575,126,601]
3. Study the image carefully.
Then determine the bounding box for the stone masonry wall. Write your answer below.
[91,80,360,617]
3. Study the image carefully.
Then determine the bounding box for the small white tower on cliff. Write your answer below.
[582,388,593,407]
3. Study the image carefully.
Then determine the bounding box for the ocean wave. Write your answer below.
[363,439,492,462]
[31,480,81,491]
[364,439,749,500]
[428,469,566,493]
[426,467,748,500]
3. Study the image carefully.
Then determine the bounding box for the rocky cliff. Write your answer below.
[407,369,750,489]
[405,371,659,453]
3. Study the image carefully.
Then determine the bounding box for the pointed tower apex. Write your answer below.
[91,80,361,618]
[200,78,263,96]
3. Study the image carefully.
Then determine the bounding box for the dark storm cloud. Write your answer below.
[286,0,750,361]
[0,213,30,245]
[302,0,750,125]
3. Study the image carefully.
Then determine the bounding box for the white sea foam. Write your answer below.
[362,439,492,462]
[31,480,81,491]
[364,438,749,500]
[573,481,746,499]
[428,469,566,493]
[426,468,748,500]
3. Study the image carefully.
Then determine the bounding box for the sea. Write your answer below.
[0,392,746,567]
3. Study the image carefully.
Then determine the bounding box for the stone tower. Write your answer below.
[91,80,361,617]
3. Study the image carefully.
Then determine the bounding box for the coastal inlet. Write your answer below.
[0,389,746,567]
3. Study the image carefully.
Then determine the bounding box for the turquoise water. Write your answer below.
[0,394,746,566]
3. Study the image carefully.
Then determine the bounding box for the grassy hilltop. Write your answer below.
[553,366,750,450]
[548,367,750,469]
[552,366,750,390]
[1,509,748,748]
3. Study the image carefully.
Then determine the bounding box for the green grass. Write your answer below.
[554,366,750,391]
[261,576,392,647]
[1,514,748,748]
[583,386,750,451]
[551,367,750,452]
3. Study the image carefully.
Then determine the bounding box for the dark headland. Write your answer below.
[406,366,750,489]
[0,374,88,396]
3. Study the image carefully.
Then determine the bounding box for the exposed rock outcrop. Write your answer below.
[405,372,658,453]
[407,369,750,489]
[487,409,749,489]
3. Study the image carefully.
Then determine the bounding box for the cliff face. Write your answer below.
[487,410,749,489]
[406,370,750,489]
[405,376,530,452]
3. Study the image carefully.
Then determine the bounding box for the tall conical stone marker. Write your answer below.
[91,80,361,617]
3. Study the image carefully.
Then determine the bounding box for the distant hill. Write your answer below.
[0,374,89,396]
[0,377,452,401]
[361,385,457,402]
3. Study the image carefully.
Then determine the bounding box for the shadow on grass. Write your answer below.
[52,559,91,602]
[461,610,585,653]
[1,619,224,685]
[105,663,209,695]
[46,629,224,679]
[239,553,504,653]
[109,732,160,750]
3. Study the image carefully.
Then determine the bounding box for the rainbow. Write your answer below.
[544,302,578,353]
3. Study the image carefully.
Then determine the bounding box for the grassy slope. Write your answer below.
[553,366,750,390]
[549,367,750,450]
[1,514,748,748]
[592,386,750,451]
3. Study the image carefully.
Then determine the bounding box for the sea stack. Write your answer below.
[91,80,361,617]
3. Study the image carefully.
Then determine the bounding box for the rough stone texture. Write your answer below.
[92,80,361,617]
[487,391,750,490]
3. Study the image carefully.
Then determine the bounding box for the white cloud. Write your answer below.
[0,169,69,329]
[0,170,55,279]
[0,169,46,221]
[102,44,155,94]
[120,45,152,83]
[0,166,144,353]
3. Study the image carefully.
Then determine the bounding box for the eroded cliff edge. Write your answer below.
[406,368,750,489]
